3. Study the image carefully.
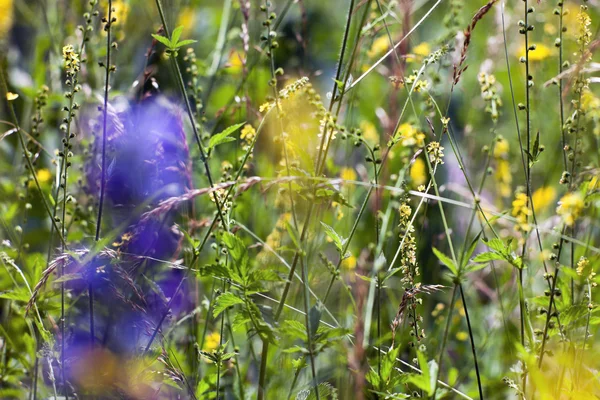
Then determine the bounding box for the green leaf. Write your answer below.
[483,238,506,253]
[320,222,344,252]
[175,39,197,47]
[308,303,322,337]
[213,292,244,317]
[432,247,458,276]
[285,220,301,251]
[171,26,183,46]
[472,251,504,263]
[465,263,489,274]
[208,122,245,152]
[151,34,172,48]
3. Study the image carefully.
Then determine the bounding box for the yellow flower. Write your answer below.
[227,50,245,74]
[410,157,427,186]
[512,192,532,233]
[427,141,444,165]
[406,42,431,62]
[204,332,221,352]
[456,331,469,341]
[413,42,431,56]
[240,124,255,143]
[518,43,553,61]
[36,169,52,184]
[367,36,389,59]
[360,120,379,144]
[62,45,80,74]
[493,138,509,158]
[396,123,425,148]
[340,167,357,182]
[342,255,357,270]
[556,192,584,226]
[577,7,592,46]
[531,186,556,212]
[6,91,18,101]
[0,0,13,39]
[259,102,273,113]
[177,7,195,35]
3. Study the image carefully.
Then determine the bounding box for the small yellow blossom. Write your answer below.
[456,331,469,341]
[177,7,195,35]
[0,0,13,39]
[577,7,592,46]
[36,168,52,184]
[227,50,245,74]
[240,124,256,143]
[406,42,431,62]
[6,91,18,101]
[332,201,344,220]
[417,185,426,192]
[427,141,444,165]
[413,42,431,56]
[62,45,80,74]
[204,332,221,352]
[367,36,389,59]
[512,192,532,233]
[342,255,357,270]
[518,44,553,61]
[396,123,425,148]
[259,102,273,113]
[531,186,556,212]
[340,167,357,182]
[556,192,584,226]
[410,158,427,186]
[360,120,379,144]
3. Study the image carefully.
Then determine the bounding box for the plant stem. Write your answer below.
[459,284,484,399]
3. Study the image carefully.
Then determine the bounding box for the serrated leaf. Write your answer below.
[213,292,244,317]
[483,238,506,253]
[308,303,322,337]
[208,122,245,151]
[472,251,505,263]
[432,247,458,276]
[320,222,344,252]
[171,26,183,46]
[151,34,172,48]
[176,39,197,47]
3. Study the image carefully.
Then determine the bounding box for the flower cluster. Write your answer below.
[511,192,532,234]
[556,192,584,226]
[478,72,502,122]
[427,141,445,165]
[62,44,80,75]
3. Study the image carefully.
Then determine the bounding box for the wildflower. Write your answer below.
[406,42,431,62]
[62,44,80,74]
[6,91,18,101]
[556,192,584,226]
[427,141,444,165]
[340,167,356,182]
[417,185,426,192]
[395,123,425,148]
[410,158,427,186]
[204,332,221,352]
[478,72,502,122]
[367,36,389,59]
[0,0,13,39]
[441,117,450,128]
[227,50,245,74]
[342,254,357,270]
[456,331,469,341]
[577,7,592,46]
[531,186,556,212]
[259,102,273,113]
[511,192,532,233]
[359,120,379,144]
[240,124,255,143]
[36,168,52,184]
[493,137,512,198]
[518,43,553,61]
